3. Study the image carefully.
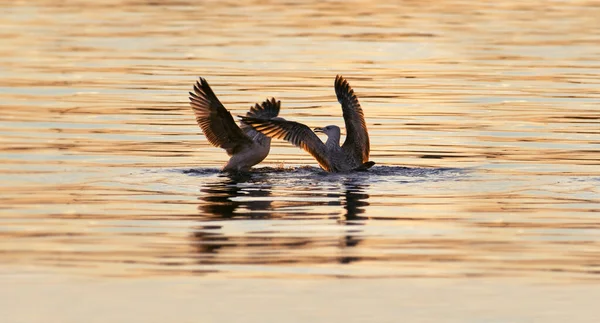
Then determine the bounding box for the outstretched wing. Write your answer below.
[239,98,281,135]
[240,116,333,171]
[246,97,280,119]
[189,77,252,156]
[335,75,370,162]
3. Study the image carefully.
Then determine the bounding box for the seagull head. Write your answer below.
[314,125,341,138]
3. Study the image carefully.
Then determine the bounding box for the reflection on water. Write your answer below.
[0,0,599,282]
[198,172,273,219]
[339,182,369,264]
[192,171,372,267]
[193,172,274,258]
[343,182,370,221]
[196,171,371,220]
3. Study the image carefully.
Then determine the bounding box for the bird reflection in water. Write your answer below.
[343,181,370,221]
[192,173,371,268]
[192,172,273,256]
[339,181,370,264]
[198,172,273,219]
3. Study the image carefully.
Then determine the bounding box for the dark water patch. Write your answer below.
[179,168,221,176]
[178,165,470,181]
[368,166,468,177]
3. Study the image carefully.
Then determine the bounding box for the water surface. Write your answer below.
[1,0,599,321]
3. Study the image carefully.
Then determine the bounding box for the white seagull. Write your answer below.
[241,75,374,172]
[189,77,280,172]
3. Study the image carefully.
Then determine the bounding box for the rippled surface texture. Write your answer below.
[1,0,599,321]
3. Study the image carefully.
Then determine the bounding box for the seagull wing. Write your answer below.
[335,75,370,163]
[246,97,281,119]
[239,98,281,135]
[240,116,333,171]
[189,77,253,156]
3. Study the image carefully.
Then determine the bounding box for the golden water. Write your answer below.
[1,0,599,321]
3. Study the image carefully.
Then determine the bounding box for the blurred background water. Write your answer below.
[1,0,599,321]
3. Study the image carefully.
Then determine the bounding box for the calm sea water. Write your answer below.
[1,0,599,321]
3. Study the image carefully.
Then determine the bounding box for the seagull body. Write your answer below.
[189,77,280,172]
[241,75,374,172]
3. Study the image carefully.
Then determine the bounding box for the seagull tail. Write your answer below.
[353,161,375,171]
[246,98,281,119]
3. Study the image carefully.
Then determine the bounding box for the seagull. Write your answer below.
[240,75,374,172]
[189,77,280,172]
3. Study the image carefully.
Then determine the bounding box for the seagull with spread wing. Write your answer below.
[189,77,280,172]
[240,75,374,172]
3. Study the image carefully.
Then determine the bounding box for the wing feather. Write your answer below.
[334,75,370,162]
[189,77,252,155]
[239,98,281,134]
[240,117,333,171]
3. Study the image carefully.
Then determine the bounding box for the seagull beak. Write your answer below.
[314,127,323,133]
